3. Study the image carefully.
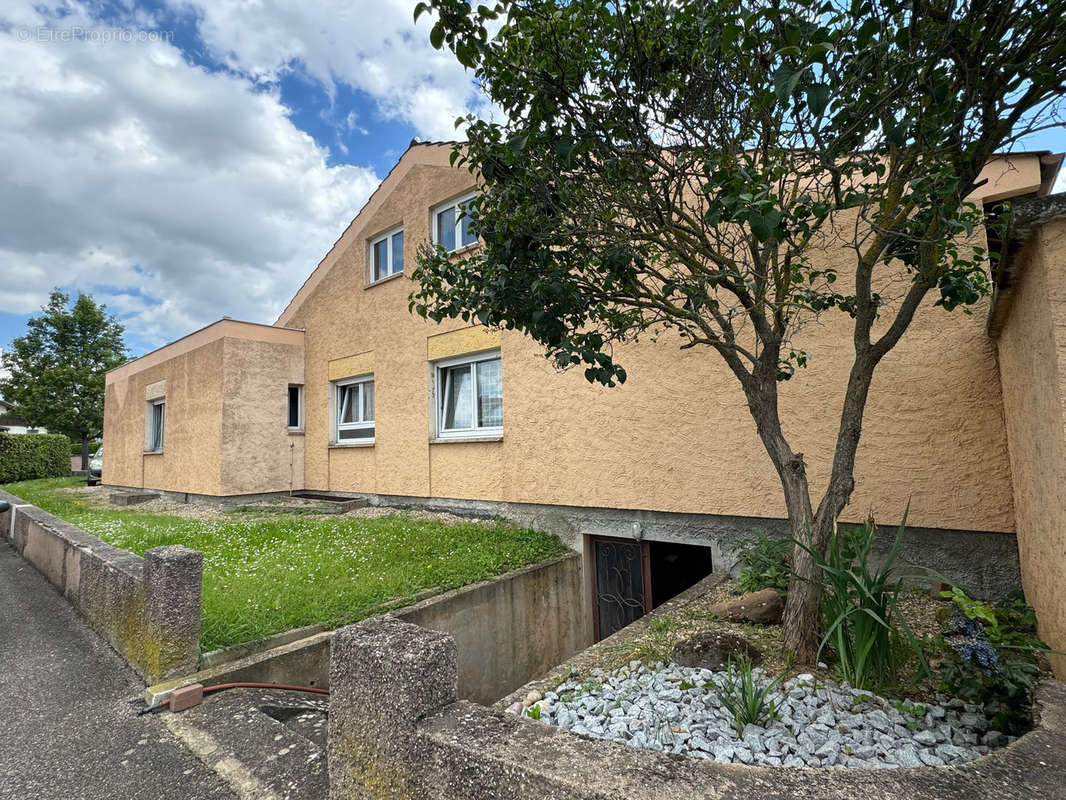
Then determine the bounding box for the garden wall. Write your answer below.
[328,616,1066,800]
[0,489,202,683]
[145,553,588,708]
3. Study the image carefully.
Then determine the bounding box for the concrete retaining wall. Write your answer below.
[394,554,589,704]
[0,489,202,683]
[328,616,1066,800]
[146,553,588,707]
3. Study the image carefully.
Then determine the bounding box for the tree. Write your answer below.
[410,0,1066,661]
[0,291,128,469]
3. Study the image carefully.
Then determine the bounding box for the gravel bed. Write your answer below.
[521,662,1013,768]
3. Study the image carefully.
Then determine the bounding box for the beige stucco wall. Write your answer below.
[279,145,1035,535]
[219,337,306,495]
[103,320,305,497]
[103,338,225,494]
[996,217,1066,677]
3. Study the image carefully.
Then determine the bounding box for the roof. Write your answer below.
[105,318,305,384]
[987,191,1066,337]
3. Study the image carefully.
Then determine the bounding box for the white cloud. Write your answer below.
[167,0,490,141]
[0,2,381,348]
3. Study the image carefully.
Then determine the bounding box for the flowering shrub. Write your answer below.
[938,588,1047,735]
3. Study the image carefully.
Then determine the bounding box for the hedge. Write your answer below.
[0,433,71,483]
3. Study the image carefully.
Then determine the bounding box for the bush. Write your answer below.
[69,439,100,457]
[938,588,1048,735]
[735,530,790,594]
[805,510,926,692]
[0,433,71,483]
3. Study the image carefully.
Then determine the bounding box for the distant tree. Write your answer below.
[0,291,128,470]
[412,0,1066,661]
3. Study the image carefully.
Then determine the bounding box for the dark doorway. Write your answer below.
[590,536,714,641]
[648,540,715,609]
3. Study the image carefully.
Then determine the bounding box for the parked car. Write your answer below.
[89,446,103,480]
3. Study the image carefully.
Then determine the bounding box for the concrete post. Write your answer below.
[329,616,457,800]
[144,545,203,680]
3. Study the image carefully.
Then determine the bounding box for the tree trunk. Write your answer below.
[781,506,835,664]
[80,438,89,472]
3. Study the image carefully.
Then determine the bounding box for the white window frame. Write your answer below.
[333,375,375,444]
[369,225,404,283]
[287,384,304,431]
[145,398,165,452]
[432,193,478,253]
[434,351,502,439]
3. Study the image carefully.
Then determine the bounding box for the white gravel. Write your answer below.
[520,662,1012,768]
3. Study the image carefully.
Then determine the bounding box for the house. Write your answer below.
[0,398,45,434]
[102,143,1066,668]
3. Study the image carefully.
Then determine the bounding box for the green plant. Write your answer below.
[804,509,926,692]
[0,433,70,483]
[735,530,790,595]
[525,703,541,720]
[713,654,781,735]
[649,616,674,634]
[938,588,1049,735]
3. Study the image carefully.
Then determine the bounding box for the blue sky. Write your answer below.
[1,1,1064,361]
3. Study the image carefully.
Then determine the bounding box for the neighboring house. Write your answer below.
[0,398,45,434]
[102,143,1066,666]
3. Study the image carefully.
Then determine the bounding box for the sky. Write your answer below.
[1,1,1065,359]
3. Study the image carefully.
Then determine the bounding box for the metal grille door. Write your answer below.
[591,537,651,641]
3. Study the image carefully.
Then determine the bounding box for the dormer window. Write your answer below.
[371,226,404,283]
[434,193,478,253]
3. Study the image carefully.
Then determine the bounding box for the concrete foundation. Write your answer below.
[103,484,1022,602]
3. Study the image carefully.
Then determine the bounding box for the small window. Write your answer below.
[370,226,404,282]
[146,398,165,452]
[287,385,303,429]
[434,194,478,253]
[335,375,375,443]
[436,352,502,438]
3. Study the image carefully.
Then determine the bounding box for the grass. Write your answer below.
[2,477,568,652]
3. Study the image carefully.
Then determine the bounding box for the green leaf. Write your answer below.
[773,66,802,104]
[430,23,445,50]
[806,83,830,117]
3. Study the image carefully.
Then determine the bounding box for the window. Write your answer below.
[371,226,404,282]
[287,385,303,429]
[433,194,477,253]
[146,398,165,452]
[436,352,502,438]
[335,376,374,443]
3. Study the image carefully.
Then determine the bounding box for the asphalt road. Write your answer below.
[0,542,236,800]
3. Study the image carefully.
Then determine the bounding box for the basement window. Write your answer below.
[435,351,502,438]
[370,226,404,283]
[287,385,304,430]
[335,375,374,443]
[146,398,165,452]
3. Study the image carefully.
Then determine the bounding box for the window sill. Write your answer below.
[287,428,305,436]
[143,449,164,455]
[443,242,480,257]
[328,442,375,449]
[365,271,405,289]
[429,434,503,445]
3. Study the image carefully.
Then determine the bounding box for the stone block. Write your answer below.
[169,683,204,713]
[145,545,203,680]
[329,617,457,800]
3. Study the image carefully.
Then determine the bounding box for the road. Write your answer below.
[0,542,236,800]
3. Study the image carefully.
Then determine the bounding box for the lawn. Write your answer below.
[2,477,568,652]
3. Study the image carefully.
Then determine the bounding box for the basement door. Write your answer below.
[590,536,652,641]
